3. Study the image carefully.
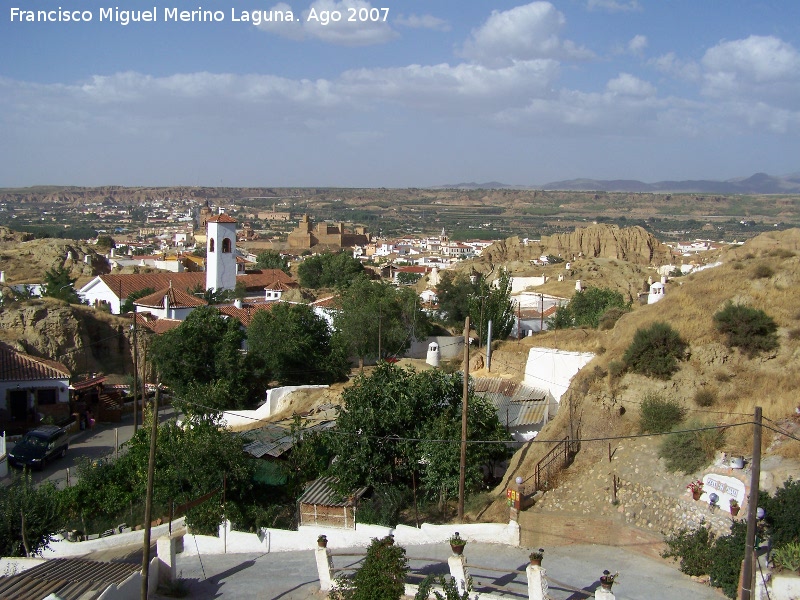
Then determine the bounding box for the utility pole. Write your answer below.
[540,293,544,333]
[458,316,470,523]
[132,307,138,433]
[140,375,160,600]
[740,406,762,600]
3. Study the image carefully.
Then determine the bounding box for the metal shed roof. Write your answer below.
[297,476,368,507]
[472,377,550,427]
[0,558,140,600]
[240,420,335,459]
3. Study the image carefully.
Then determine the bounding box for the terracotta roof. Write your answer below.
[207,213,237,223]
[310,295,338,308]
[94,270,296,299]
[135,285,208,309]
[0,343,71,381]
[264,281,294,292]
[396,266,431,274]
[217,302,276,326]
[0,557,140,600]
[148,318,183,334]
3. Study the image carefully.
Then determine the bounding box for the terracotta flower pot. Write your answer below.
[601,582,613,590]
[450,543,465,556]
[530,558,542,566]
[692,490,702,501]
[730,505,740,517]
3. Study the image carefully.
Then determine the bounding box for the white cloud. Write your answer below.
[395,13,451,32]
[628,35,648,56]
[257,0,398,46]
[701,35,800,100]
[586,0,640,12]
[606,73,656,97]
[650,52,701,81]
[460,2,593,67]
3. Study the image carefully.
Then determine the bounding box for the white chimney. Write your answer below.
[0,271,4,283]
[575,279,582,291]
[234,298,243,309]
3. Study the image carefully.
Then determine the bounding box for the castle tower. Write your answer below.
[206,213,237,292]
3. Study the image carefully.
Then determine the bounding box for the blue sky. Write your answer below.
[1,1,799,187]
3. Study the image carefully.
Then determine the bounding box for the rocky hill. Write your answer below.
[0,226,109,285]
[0,298,132,375]
[477,224,672,267]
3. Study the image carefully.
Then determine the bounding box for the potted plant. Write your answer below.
[599,570,618,590]
[317,534,328,548]
[729,498,740,517]
[529,548,545,566]
[687,479,704,501]
[449,532,466,555]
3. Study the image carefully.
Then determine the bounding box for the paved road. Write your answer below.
[2,406,178,489]
[166,541,727,600]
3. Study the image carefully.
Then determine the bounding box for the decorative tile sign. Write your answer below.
[702,473,747,513]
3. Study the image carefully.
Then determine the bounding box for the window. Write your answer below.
[209,238,215,252]
[222,238,232,253]
[37,388,58,405]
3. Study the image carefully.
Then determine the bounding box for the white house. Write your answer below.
[0,343,71,431]
[134,284,207,320]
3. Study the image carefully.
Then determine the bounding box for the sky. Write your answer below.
[1,0,799,188]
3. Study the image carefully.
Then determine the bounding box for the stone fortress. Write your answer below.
[287,214,371,250]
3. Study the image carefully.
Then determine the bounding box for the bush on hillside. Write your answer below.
[693,388,717,407]
[709,521,747,599]
[762,478,800,549]
[623,322,688,379]
[753,264,774,278]
[598,306,627,330]
[713,302,778,357]
[658,419,724,473]
[662,523,715,576]
[549,287,629,329]
[639,393,685,433]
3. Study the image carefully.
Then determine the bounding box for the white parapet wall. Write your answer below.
[182,520,520,556]
[39,519,184,558]
[220,385,329,430]
[523,347,594,405]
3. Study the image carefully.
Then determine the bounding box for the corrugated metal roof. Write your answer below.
[240,420,335,459]
[0,558,140,600]
[297,476,368,507]
[472,377,549,428]
[0,343,71,382]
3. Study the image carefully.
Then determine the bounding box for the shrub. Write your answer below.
[769,248,796,259]
[709,521,747,599]
[713,302,778,357]
[763,478,800,549]
[598,306,627,330]
[608,360,625,379]
[332,536,409,600]
[772,542,800,573]
[659,420,724,473]
[662,523,715,576]
[693,388,717,407]
[753,264,774,278]
[623,322,688,379]
[639,393,686,433]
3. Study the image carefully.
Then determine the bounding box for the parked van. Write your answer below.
[8,425,69,470]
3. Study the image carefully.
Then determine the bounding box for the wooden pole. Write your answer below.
[132,307,138,433]
[140,375,160,600]
[458,316,470,523]
[740,406,762,600]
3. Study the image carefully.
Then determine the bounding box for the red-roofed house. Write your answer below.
[0,343,71,433]
[134,284,208,320]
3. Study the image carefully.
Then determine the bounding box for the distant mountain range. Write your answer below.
[438,172,800,194]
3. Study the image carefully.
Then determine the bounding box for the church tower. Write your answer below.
[206,213,237,292]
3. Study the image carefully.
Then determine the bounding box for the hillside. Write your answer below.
[475,228,800,531]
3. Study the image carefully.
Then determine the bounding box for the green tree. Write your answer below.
[396,272,422,285]
[435,271,477,327]
[713,302,778,357]
[327,364,509,503]
[549,287,628,329]
[0,475,63,556]
[623,322,688,379]
[247,302,348,386]
[256,250,291,275]
[469,269,515,345]
[120,286,156,314]
[334,276,430,369]
[709,521,746,598]
[96,235,116,250]
[148,306,249,407]
[42,265,81,303]
[298,252,365,289]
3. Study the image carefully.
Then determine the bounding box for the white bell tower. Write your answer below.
[206,213,237,292]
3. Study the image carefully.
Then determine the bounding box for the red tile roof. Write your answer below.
[97,270,296,299]
[207,213,237,223]
[141,318,184,334]
[0,342,71,381]
[135,286,208,309]
[217,302,276,326]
